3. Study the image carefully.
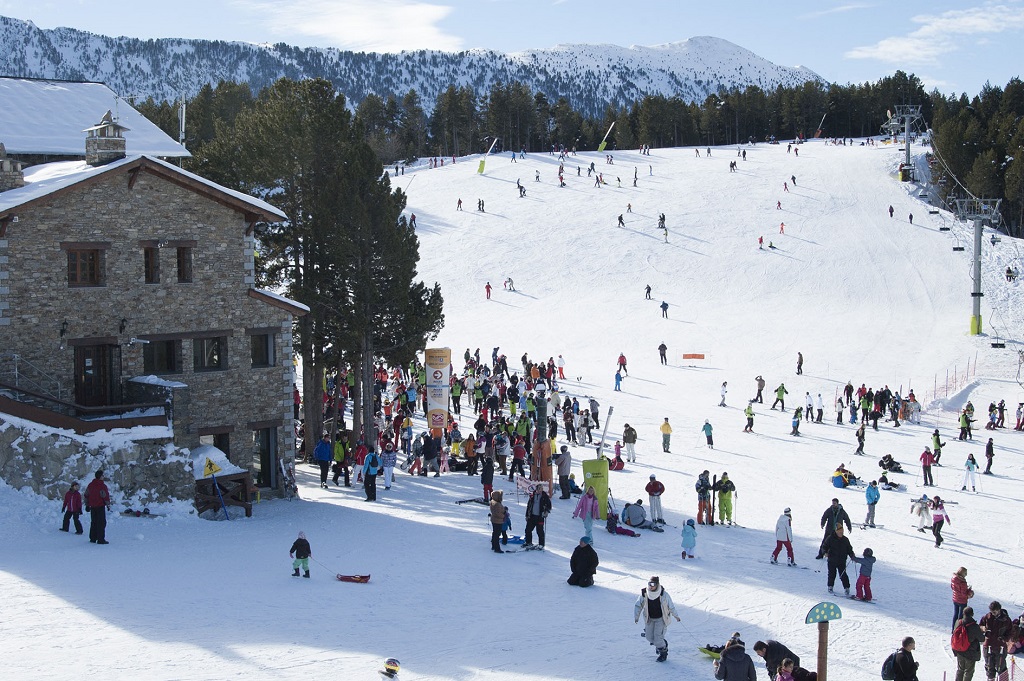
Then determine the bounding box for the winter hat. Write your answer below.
[864,548,873,557]
[95,470,104,479]
[721,472,728,478]
[704,419,709,424]
[298,531,306,539]
[686,519,695,527]
[648,576,660,586]
[580,536,593,545]
[783,507,791,514]
[650,474,657,480]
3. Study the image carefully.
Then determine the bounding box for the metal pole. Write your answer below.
[904,114,911,172]
[971,218,984,334]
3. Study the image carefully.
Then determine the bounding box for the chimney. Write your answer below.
[84,110,129,166]
[0,142,26,192]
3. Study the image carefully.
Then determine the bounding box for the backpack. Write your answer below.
[951,622,970,653]
[880,649,898,680]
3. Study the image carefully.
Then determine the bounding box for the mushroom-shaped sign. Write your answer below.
[805,601,842,624]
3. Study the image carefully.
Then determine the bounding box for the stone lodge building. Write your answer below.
[0,102,306,497]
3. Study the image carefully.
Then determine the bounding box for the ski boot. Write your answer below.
[844,587,850,596]
[788,559,797,567]
[292,568,300,577]
[303,570,311,578]
[827,587,834,594]
[656,644,668,662]
[770,556,778,564]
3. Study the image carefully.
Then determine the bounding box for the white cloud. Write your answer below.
[846,4,1024,66]
[800,3,872,20]
[232,0,461,52]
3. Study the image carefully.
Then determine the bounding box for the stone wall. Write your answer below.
[0,163,296,493]
[0,414,194,506]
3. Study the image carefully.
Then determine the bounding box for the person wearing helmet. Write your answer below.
[380,657,401,679]
[646,474,666,524]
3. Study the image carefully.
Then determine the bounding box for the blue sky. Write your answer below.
[1,0,1021,95]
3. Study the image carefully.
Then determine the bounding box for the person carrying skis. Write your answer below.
[634,576,681,662]
[821,524,856,595]
[696,470,712,524]
[771,507,796,565]
[931,496,951,548]
[771,383,788,411]
[646,474,666,524]
[714,472,735,525]
[816,498,851,559]
[289,531,312,577]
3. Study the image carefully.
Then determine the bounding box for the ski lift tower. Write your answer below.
[954,197,1002,335]
[881,105,923,181]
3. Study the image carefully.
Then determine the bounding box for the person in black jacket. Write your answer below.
[714,636,758,680]
[893,637,919,681]
[816,498,852,559]
[567,536,599,586]
[753,640,800,680]
[289,531,312,578]
[822,525,856,596]
[523,485,551,548]
[980,601,1013,681]
[954,606,985,681]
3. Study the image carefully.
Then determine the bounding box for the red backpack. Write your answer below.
[951,622,970,653]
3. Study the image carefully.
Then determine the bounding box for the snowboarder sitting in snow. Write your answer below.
[290,531,312,578]
[878,473,901,491]
[606,510,640,537]
[568,473,583,495]
[878,454,904,473]
[622,500,659,530]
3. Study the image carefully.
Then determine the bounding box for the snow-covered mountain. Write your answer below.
[0,16,820,114]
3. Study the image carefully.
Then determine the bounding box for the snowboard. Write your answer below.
[279,460,299,500]
[758,560,811,570]
[121,508,164,518]
[500,545,545,554]
[698,647,722,660]
[336,574,371,583]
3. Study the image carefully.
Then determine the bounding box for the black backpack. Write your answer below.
[880,648,899,680]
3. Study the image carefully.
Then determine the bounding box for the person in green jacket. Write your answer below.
[932,429,946,465]
[743,403,755,433]
[771,384,788,411]
[451,380,463,415]
[713,473,736,525]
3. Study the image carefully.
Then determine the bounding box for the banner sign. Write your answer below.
[581,458,610,520]
[424,347,452,430]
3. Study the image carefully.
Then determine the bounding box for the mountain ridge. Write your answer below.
[0,16,821,114]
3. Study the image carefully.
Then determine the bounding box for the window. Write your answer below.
[254,427,278,488]
[143,340,181,374]
[143,246,160,284]
[67,249,104,286]
[193,336,226,372]
[250,334,274,368]
[176,246,193,283]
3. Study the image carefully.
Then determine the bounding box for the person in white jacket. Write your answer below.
[770,508,796,565]
[805,393,814,422]
[634,576,681,662]
[815,393,825,423]
[719,382,728,407]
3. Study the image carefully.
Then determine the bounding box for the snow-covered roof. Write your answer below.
[0,154,287,221]
[190,444,246,480]
[250,288,310,314]
[129,375,189,389]
[0,78,190,158]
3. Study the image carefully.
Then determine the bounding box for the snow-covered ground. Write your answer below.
[3,139,1024,681]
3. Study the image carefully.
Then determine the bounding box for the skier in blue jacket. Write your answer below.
[864,480,880,527]
[362,448,381,501]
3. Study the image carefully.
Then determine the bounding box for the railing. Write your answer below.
[0,380,170,435]
[0,353,65,401]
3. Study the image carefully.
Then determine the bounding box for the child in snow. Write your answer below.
[681,519,697,559]
[60,481,84,534]
[702,420,714,448]
[606,510,640,537]
[290,531,312,578]
[851,548,876,601]
[573,486,600,542]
